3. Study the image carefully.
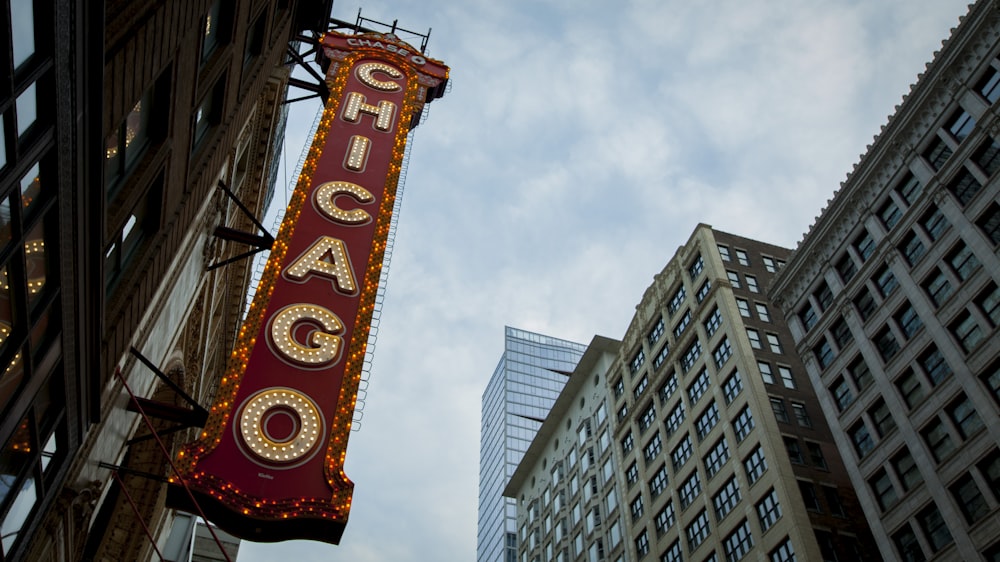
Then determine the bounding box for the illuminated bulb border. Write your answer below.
[238,388,324,465]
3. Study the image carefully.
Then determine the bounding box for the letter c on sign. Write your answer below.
[269,304,345,368]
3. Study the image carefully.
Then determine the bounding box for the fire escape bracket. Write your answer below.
[207,180,275,271]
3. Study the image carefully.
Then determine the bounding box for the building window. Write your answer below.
[784,437,804,464]
[689,254,704,280]
[896,369,925,408]
[770,398,789,424]
[757,361,774,384]
[919,345,952,385]
[654,501,676,536]
[680,341,702,373]
[875,264,898,297]
[613,377,624,399]
[652,343,670,370]
[973,136,1000,176]
[665,402,685,436]
[835,254,858,285]
[200,0,230,61]
[634,530,649,558]
[733,406,754,442]
[718,244,731,261]
[854,287,876,320]
[766,333,783,354]
[722,370,742,404]
[755,303,771,322]
[849,356,873,390]
[643,433,663,465]
[798,481,822,512]
[977,283,1000,327]
[674,311,692,339]
[870,469,898,511]
[849,420,875,458]
[634,375,649,399]
[696,279,712,303]
[736,298,752,318]
[770,537,796,562]
[879,198,902,230]
[917,504,953,553]
[950,310,984,353]
[621,431,634,455]
[747,328,762,349]
[105,178,162,292]
[630,349,646,374]
[976,202,1000,244]
[727,270,741,288]
[899,231,926,266]
[947,241,980,281]
[923,135,953,170]
[734,249,750,266]
[745,275,759,293]
[979,65,1000,103]
[626,462,638,488]
[713,476,741,521]
[713,338,732,369]
[874,327,900,362]
[688,369,710,404]
[947,107,976,142]
[704,308,722,337]
[869,399,895,437]
[892,448,923,492]
[947,168,982,206]
[679,472,702,509]
[649,465,669,498]
[830,317,852,348]
[950,473,989,523]
[659,373,678,403]
[695,402,720,441]
[814,282,834,312]
[921,418,955,463]
[922,268,953,307]
[946,394,984,439]
[638,403,657,434]
[920,205,949,241]
[977,450,1000,500]
[105,91,153,193]
[192,76,226,151]
[629,494,644,522]
[813,340,834,369]
[663,539,683,562]
[894,302,923,340]
[756,488,782,531]
[671,435,693,471]
[724,519,754,562]
[686,510,711,552]
[830,376,854,411]
[648,318,665,345]
[668,285,687,315]
[744,446,767,484]
[791,403,811,427]
[703,437,730,479]
[243,9,266,65]
[893,524,925,562]
[806,442,827,469]
[778,366,795,389]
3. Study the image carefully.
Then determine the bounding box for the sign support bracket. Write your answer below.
[208,180,276,271]
[124,347,209,445]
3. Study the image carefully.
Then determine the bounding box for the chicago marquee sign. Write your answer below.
[167,31,449,543]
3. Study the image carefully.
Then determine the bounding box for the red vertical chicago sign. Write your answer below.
[167,31,449,543]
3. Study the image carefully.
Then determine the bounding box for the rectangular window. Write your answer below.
[950,473,989,523]
[784,437,804,464]
[629,494,644,522]
[689,254,704,280]
[703,437,730,479]
[659,373,678,403]
[756,489,782,531]
[879,199,902,229]
[766,333,783,354]
[807,442,827,469]
[621,431,634,455]
[696,279,712,302]
[831,317,852,348]
[950,310,984,352]
[892,448,923,492]
[770,538,797,562]
[652,343,670,370]
[920,205,949,240]
[744,446,767,484]
[850,420,875,458]
[973,137,1000,175]
[630,349,646,374]
[893,524,925,562]
[922,268,953,307]
[758,361,775,384]
[626,463,638,488]
[747,328,762,349]
[735,249,750,266]
[712,476,740,521]
[917,504,953,553]
[662,540,682,562]
[813,340,834,369]
[923,135,953,170]
[770,398,789,423]
[673,311,692,339]
[680,340,702,373]
[737,298,752,318]
[688,369,710,404]
[875,264,898,297]
[977,282,1000,327]
[922,418,955,462]
[947,108,976,142]
[685,510,710,551]
[679,472,702,509]
[713,338,732,369]
[724,519,754,562]
[638,403,656,433]
[874,327,900,362]
[854,287,876,321]
[919,345,952,385]
[733,406,754,442]
[798,481,822,512]
[648,318,665,345]
[836,254,858,283]
[896,369,925,408]
[665,402,685,436]
[778,366,795,389]
[718,245,732,261]
[727,270,741,288]
[978,65,1000,103]
[854,230,876,262]
[643,433,663,464]
[946,394,984,439]
[723,370,743,404]
[948,168,983,206]
[668,285,687,315]
[830,376,854,411]
[849,356,873,390]
[695,402,720,441]
[976,202,1000,244]
[634,375,649,399]
[900,232,927,265]
[755,303,771,322]
[895,301,923,339]
[671,436,693,470]
[704,308,722,337]
[762,256,777,272]
[654,501,676,536]
[745,274,759,293]
[869,399,896,436]
[947,242,980,281]
[649,465,669,498]
[792,403,811,427]
[193,77,226,151]
[634,530,649,558]
[814,282,834,311]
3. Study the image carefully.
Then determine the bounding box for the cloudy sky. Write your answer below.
[238,0,969,560]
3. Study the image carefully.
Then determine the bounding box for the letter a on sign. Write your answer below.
[166,31,450,544]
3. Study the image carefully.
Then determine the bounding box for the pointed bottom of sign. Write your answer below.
[166,484,347,545]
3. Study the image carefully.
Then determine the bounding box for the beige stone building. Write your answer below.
[769,0,1000,560]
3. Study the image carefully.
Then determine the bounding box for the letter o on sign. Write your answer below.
[238,388,324,465]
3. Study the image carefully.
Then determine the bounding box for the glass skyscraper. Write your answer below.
[478,327,586,562]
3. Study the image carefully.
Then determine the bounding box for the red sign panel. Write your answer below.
[167,31,448,544]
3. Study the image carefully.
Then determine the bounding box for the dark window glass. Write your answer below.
[870,469,898,510]
[830,377,854,411]
[874,327,900,362]
[947,242,980,281]
[920,205,949,240]
[830,317,852,348]
[923,136,953,170]
[850,421,875,457]
[946,108,975,142]
[893,524,926,562]
[869,398,896,436]
[854,230,876,262]
[854,288,876,321]
[892,448,923,492]
[947,394,984,439]
[835,254,857,283]
[895,301,923,339]
[922,418,955,462]
[977,283,1000,327]
[895,173,923,205]
[978,65,1000,103]
[951,311,983,353]
[976,202,1000,245]
[899,232,926,265]
[950,474,989,523]
[947,168,982,206]
[922,269,953,307]
[879,199,902,229]
[875,265,898,297]
[917,504,953,553]
[919,346,952,385]
[973,137,1000,176]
